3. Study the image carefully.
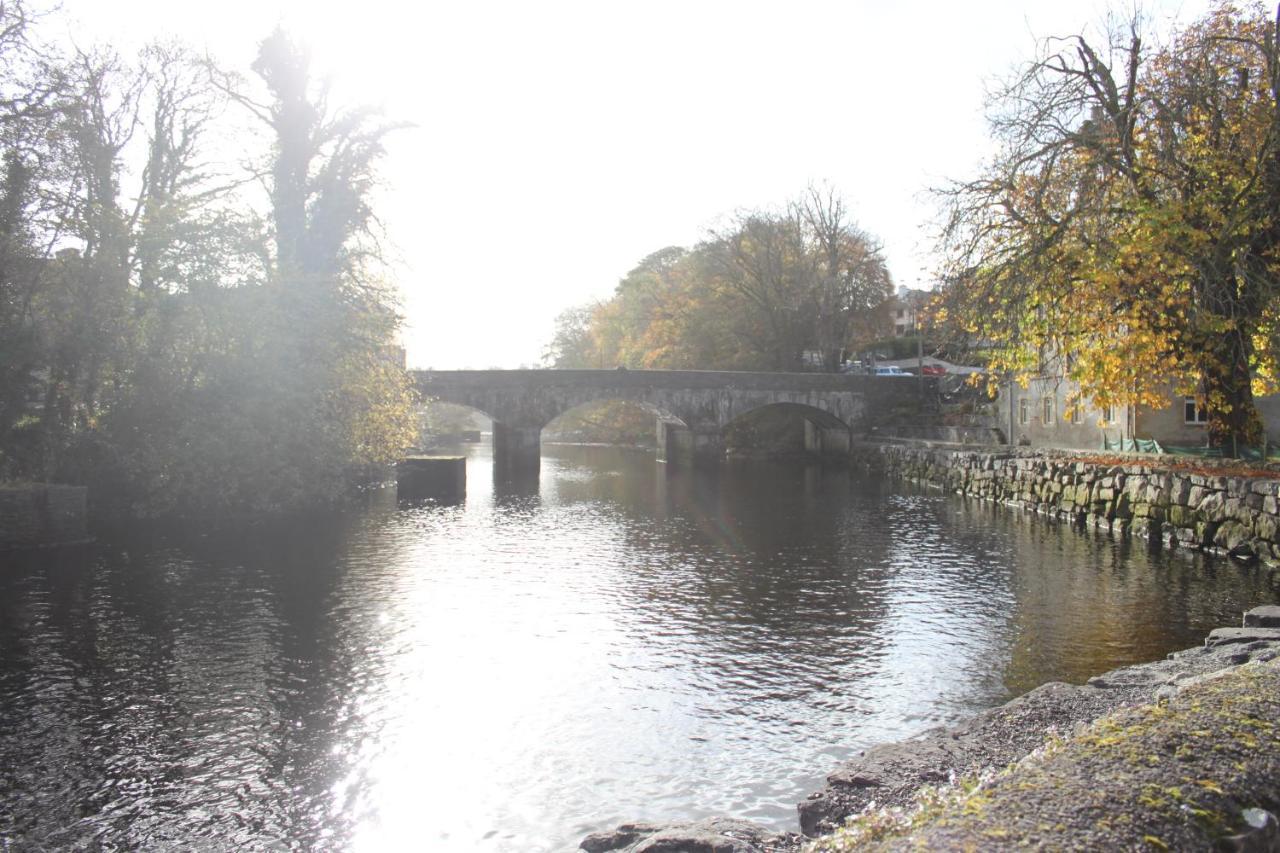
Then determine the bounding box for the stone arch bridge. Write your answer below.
[414,369,927,472]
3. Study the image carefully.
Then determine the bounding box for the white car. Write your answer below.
[872,366,910,376]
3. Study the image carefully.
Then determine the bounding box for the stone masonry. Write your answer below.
[854,442,1280,569]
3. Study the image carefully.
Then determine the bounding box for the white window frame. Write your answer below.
[1184,396,1207,425]
[1018,398,1029,425]
[1042,397,1054,426]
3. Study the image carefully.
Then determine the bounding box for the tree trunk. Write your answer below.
[1204,330,1262,456]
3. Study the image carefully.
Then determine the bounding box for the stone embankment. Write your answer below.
[581,609,1280,853]
[854,442,1280,568]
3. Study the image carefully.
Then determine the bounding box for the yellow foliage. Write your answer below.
[939,2,1280,447]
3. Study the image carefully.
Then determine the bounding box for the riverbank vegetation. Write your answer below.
[545,186,892,373]
[0,4,416,518]
[938,1,1280,454]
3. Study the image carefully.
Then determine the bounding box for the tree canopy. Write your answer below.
[938,1,1280,450]
[0,7,417,516]
[547,188,892,372]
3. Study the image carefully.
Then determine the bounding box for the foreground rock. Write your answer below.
[811,654,1280,851]
[800,619,1280,837]
[584,607,1280,851]
[579,817,797,852]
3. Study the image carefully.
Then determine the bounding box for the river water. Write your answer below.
[2,443,1277,851]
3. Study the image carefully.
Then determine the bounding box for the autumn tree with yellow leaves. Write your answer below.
[548,188,893,373]
[939,2,1280,452]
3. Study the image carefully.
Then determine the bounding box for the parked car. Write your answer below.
[872,366,911,377]
[920,364,947,376]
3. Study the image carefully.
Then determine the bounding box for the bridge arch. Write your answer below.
[724,402,853,458]
[418,399,496,428]
[543,398,689,433]
[727,401,849,430]
[542,399,690,459]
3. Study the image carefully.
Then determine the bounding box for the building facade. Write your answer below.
[889,286,932,337]
[1001,377,1280,451]
[999,377,1133,450]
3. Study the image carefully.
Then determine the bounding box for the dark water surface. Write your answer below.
[2,444,1277,851]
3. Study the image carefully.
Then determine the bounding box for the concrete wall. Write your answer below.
[0,484,89,549]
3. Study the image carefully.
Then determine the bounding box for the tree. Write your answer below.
[223,28,406,285]
[550,190,893,374]
[243,28,417,481]
[0,1,46,466]
[705,189,892,370]
[798,185,894,370]
[90,29,418,516]
[938,2,1280,451]
[705,209,814,370]
[544,303,599,367]
[0,13,418,517]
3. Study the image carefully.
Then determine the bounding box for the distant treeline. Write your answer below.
[545,187,893,374]
[0,4,416,518]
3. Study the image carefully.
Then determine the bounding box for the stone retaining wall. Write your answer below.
[0,483,90,549]
[854,442,1280,569]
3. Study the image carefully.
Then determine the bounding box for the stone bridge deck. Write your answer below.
[413,368,928,472]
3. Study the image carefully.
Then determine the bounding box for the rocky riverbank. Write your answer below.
[580,607,1280,852]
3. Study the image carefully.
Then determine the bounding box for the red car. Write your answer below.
[920,364,947,376]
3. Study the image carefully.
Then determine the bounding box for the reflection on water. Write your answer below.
[1,444,1276,851]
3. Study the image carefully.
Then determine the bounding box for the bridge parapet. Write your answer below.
[416,368,899,393]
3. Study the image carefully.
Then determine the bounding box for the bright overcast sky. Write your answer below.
[55,0,1209,369]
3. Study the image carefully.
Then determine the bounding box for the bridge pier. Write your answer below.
[690,429,725,466]
[492,422,542,476]
[656,419,724,467]
[656,419,688,464]
[804,421,852,458]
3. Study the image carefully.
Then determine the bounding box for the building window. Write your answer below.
[1103,404,1116,424]
[1184,396,1207,425]
[1068,404,1083,425]
[1018,398,1028,425]
[1042,397,1054,425]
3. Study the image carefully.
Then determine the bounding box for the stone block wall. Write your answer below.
[0,484,89,549]
[854,443,1280,568]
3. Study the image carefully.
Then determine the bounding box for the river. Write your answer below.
[2,443,1277,851]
